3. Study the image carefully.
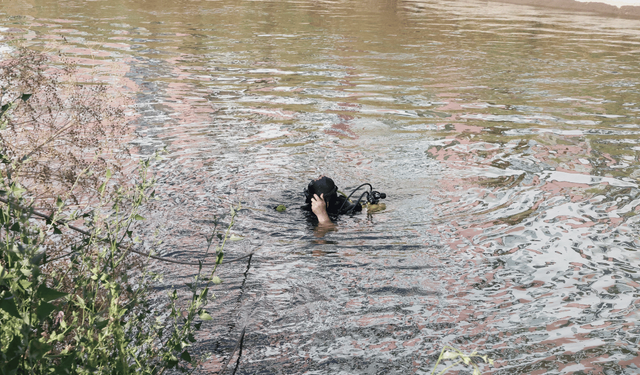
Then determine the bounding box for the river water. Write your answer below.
[3,0,640,373]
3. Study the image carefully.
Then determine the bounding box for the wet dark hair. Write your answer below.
[304,176,338,205]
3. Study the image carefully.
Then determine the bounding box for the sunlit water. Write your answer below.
[3,0,640,373]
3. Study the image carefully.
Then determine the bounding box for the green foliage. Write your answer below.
[0,160,233,374]
[0,178,71,374]
[0,47,233,374]
[430,345,494,375]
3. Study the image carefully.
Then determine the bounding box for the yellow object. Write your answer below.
[366,203,386,213]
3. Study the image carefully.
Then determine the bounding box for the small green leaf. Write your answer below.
[56,197,64,208]
[276,204,286,212]
[211,276,222,285]
[181,350,192,362]
[106,169,112,179]
[37,285,68,302]
[54,353,75,373]
[200,287,209,300]
[167,355,178,368]
[134,214,145,221]
[31,251,46,265]
[228,234,243,241]
[19,279,32,290]
[20,93,32,102]
[0,298,21,318]
[199,311,212,321]
[9,222,20,232]
[216,252,224,264]
[36,301,56,320]
[95,319,109,330]
[29,340,53,361]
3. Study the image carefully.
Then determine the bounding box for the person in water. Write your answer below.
[304,176,362,226]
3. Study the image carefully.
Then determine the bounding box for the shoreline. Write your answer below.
[487,0,640,18]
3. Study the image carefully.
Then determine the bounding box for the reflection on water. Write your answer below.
[3,0,640,373]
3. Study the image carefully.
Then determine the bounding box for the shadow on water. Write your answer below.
[3,0,640,373]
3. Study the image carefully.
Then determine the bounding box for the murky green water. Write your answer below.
[3,0,640,373]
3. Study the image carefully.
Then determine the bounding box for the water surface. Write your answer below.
[3,0,640,373]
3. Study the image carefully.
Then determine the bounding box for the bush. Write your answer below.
[0,47,227,374]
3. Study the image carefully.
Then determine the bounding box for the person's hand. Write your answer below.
[311,193,332,225]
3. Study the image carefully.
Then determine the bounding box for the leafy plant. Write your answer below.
[0,160,234,374]
[0,45,133,268]
[0,46,232,374]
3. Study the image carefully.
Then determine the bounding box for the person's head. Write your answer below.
[305,176,338,206]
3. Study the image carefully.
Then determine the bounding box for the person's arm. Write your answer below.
[311,193,332,225]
